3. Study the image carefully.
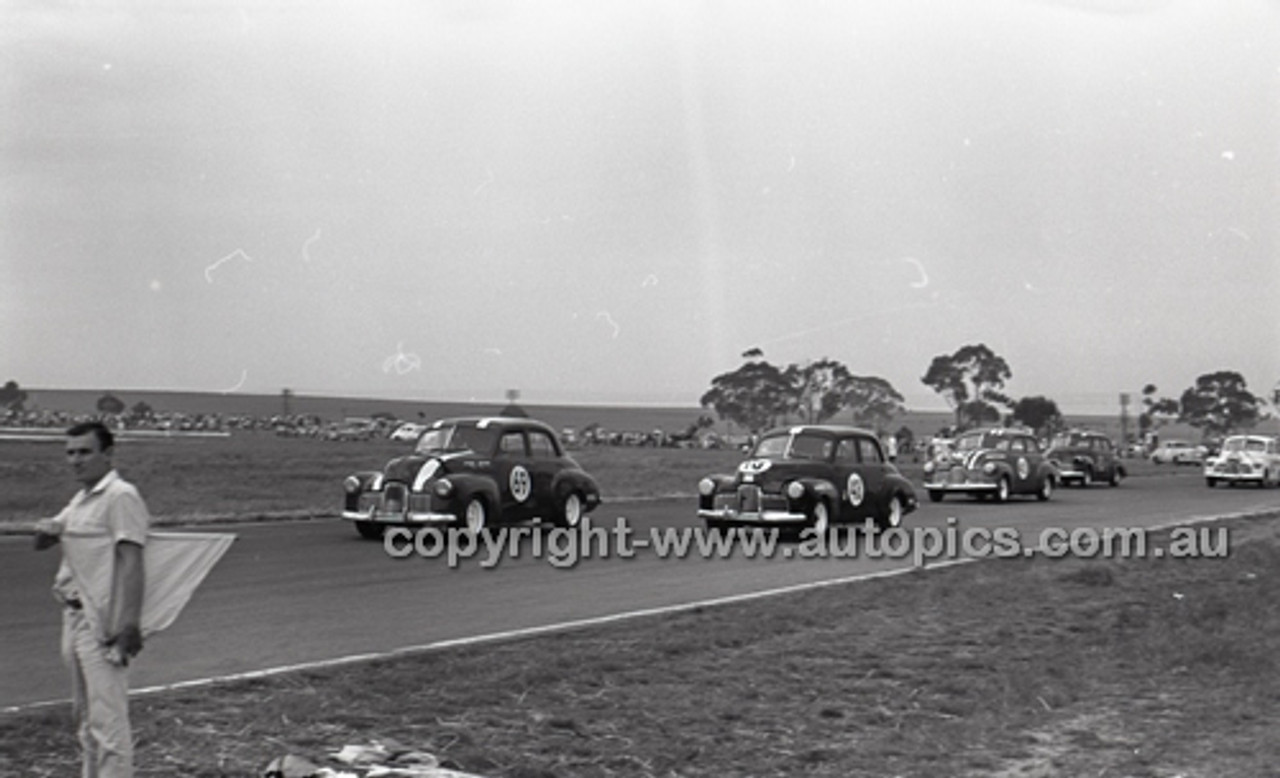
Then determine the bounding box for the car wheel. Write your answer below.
[354,520,382,540]
[1206,478,1217,488]
[1108,467,1120,487]
[1037,476,1053,502]
[928,490,944,503]
[994,477,1010,503]
[811,500,830,536]
[880,495,904,529]
[464,497,487,536]
[558,491,584,528]
[1080,467,1093,487]
[1259,470,1270,489]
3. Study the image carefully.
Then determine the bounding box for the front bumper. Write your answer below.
[342,508,456,524]
[697,507,807,524]
[923,468,997,493]
[1204,465,1265,483]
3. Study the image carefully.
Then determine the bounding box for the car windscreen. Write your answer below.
[751,434,790,458]
[955,434,989,452]
[415,424,498,455]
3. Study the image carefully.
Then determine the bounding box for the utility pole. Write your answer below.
[1119,392,1130,452]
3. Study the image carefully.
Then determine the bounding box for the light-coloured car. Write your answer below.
[1204,435,1280,488]
[389,422,428,441]
[1150,440,1206,465]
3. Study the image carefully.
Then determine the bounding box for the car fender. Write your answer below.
[445,473,501,511]
[551,470,601,507]
[791,477,839,508]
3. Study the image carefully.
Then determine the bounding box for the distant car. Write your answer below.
[1204,435,1280,488]
[696,425,919,534]
[921,427,1056,503]
[1045,430,1126,487]
[326,418,379,441]
[388,422,428,441]
[342,416,602,539]
[1150,440,1206,465]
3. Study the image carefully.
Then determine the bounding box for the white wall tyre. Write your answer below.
[559,492,583,528]
[995,477,1011,503]
[881,496,903,529]
[811,500,830,536]
[464,497,487,536]
[1037,476,1053,502]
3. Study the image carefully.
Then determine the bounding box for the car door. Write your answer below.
[1007,436,1035,493]
[494,429,536,524]
[853,435,889,521]
[525,428,564,520]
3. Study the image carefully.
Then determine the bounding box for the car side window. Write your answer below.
[528,431,557,458]
[499,431,526,457]
[858,437,883,464]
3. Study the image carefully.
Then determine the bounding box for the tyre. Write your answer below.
[1107,467,1120,487]
[1037,476,1053,502]
[928,490,944,503]
[463,496,487,536]
[1080,467,1093,487]
[879,495,904,530]
[994,476,1011,503]
[354,520,383,540]
[810,500,830,536]
[556,491,584,528]
[1206,478,1217,488]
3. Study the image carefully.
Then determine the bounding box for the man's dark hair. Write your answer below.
[67,421,114,451]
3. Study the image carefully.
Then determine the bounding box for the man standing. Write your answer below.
[34,421,148,778]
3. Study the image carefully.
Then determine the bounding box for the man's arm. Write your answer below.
[107,540,146,663]
[32,515,65,550]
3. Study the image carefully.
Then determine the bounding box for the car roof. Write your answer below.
[426,416,556,433]
[760,424,879,437]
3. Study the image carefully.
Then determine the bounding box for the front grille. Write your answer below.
[382,483,408,513]
[738,485,762,513]
[948,467,967,484]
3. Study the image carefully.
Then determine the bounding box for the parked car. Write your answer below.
[921,427,1056,503]
[388,421,428,441]
[1204,435,1280,488]
[697,425,918,534]
[1045,430,1126,487]
[325,417,380,441]
[342,416,602,539]
[1150,440,1206,465]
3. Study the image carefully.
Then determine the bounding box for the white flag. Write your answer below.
[61,531,236,642]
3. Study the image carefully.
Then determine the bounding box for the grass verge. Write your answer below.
[5,514,1280,777]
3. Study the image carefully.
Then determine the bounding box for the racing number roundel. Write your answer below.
[1016,457,1030,480]
[846,472,865,507]
[510,465,532,503]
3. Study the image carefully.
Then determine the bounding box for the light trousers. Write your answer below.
[61,608,133,778]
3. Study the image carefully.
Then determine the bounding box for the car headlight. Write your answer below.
[433,478,454,498]
[343,475,363,494]
[982,462,997,475]
[922,461,935,474]
[698,478,716,496]
[786,481,806,500]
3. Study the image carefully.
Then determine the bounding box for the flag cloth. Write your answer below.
[60,531,236,643]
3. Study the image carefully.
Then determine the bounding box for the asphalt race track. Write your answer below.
[3,470,1277,710]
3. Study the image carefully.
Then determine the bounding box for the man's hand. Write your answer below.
[33,518,62,550]
[106,624,144,666]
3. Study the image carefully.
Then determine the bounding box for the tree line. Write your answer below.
[698,344,1276,441]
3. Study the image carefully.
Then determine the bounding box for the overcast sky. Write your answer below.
[2,0,1277,413]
